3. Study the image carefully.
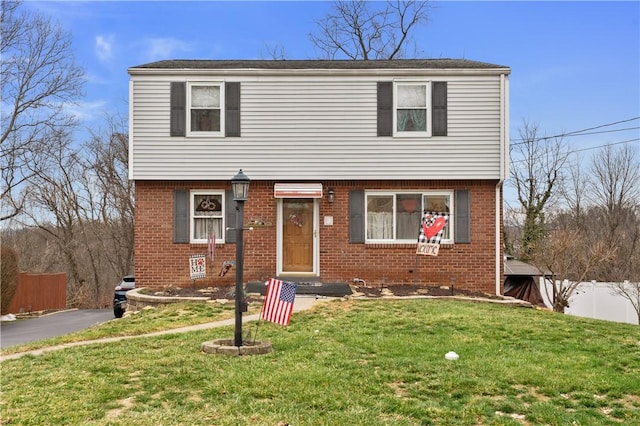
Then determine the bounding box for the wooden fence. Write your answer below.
[6,272,67,314]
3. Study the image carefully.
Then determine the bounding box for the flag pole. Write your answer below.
[252,320,262,344]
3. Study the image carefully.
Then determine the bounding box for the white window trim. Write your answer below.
[365,190,454,244]
[190,190,225,244]
[186,82,225,137]
[393,81,432,138]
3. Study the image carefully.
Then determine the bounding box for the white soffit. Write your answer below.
[274,183,323,198]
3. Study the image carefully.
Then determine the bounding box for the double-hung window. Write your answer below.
[190,190,224,243]
[188,82,224,136]
[394,82,431,137]
[365,191,453,243]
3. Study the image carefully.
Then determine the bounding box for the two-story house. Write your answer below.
[128,59,510,295]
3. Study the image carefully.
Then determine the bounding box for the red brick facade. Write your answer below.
[134,179,504,294]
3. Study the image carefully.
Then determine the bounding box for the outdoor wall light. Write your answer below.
[328,188,335,203]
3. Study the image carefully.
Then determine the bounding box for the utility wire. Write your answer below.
[510,116,640,145]
[559,126,639,138]
[570,138,639,154]
[509,138,640,164]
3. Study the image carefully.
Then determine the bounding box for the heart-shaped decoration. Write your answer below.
[423,216,447,240]
[401,199,418,213]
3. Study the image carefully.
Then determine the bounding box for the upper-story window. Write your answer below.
[187,83,224,136]
[395,83,430,136]
[171,81,240,138]
[377,81,446,138]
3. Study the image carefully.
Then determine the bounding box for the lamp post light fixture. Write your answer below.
[231,169,250,347]
[231,169,250,201]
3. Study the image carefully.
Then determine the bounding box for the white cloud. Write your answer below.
[142,37,193,61]
[95,35,115,63]
[64,100,108,122]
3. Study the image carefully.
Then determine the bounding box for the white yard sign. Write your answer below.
[189,254,206,280]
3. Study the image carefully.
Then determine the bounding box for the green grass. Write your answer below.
[1,299,639,425]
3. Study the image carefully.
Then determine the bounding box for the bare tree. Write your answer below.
[534,228,616,312]
[20,130,87,290]
[524,144,639,315]
[590,144,640,319]
[559,153,590,230]
[5,113,134,307]
[509,121,570,259]
[309,0,431,60]
[262,43,287,60]
[81,113,135,286]
[588,144,640,249]
[610,281,640,325]
[1,0,84,220]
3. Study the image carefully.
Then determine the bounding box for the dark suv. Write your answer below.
[113,275,135,318]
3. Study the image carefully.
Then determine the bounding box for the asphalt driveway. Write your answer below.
[0,309,113,349]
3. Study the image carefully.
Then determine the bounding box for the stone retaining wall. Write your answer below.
[125,288,210,312]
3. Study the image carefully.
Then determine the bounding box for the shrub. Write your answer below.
[1,245,19,314]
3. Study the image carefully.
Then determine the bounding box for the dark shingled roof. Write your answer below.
[130,59,509,70]
[504,259,552,277]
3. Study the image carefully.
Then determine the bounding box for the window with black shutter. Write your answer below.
[348,189,468,244]
[173,189,235,244]
[169,81,241,137]
[376,81,448,138]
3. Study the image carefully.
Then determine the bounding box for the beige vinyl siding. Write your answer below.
[130,74,505,180]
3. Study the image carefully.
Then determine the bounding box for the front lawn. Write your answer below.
[1,299,639,425]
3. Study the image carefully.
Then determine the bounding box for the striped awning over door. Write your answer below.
[274,183,323,198]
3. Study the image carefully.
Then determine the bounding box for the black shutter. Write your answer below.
[174,190,189,243]
[454,189,470,243]
[349,190,365,243]
[170,82,186,137]
[432,81,448,136]
[225,82,240,137]
[225,190,237,243]
[377,82,393,136]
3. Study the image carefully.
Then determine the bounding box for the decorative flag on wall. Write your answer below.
[261,278,298,326]
[416,211,449,256]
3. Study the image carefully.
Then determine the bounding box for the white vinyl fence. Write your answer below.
[540,280,639,325]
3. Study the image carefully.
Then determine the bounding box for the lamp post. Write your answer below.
[231,169,250,347]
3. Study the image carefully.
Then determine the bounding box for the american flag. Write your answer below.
[260,278,298,326]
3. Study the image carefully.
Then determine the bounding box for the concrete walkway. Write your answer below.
[0,296,322,362]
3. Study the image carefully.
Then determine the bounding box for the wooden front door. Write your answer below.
[282,199,315,273]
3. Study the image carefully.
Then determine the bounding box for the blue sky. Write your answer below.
[26,1,640,159]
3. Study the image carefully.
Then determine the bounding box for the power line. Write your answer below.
[510,116,640,145]
[570,138,639,154]
[509,138,640,164]
[560,117,640,137]
[561,126,639,138]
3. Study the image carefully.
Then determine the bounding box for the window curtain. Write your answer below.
[367,212,393,239]
[397,109,426,132]
[194,218,223,240]
[397,212,421,240]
